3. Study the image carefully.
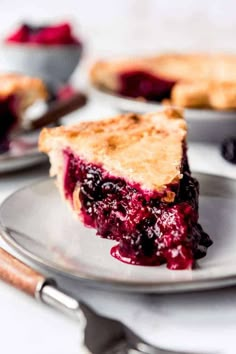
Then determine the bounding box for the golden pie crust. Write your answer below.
[39,108,186,193]
[0,73,48,113]
[90,54,236,110]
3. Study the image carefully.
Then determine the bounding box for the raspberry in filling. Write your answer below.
[63,150,212,270]
[117,70,176,101]
[5,22,82,46]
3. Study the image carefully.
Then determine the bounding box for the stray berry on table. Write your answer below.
[221,137,236,164]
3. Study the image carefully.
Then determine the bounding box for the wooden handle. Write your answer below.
[0,248,46,297]
[31,92,87,130]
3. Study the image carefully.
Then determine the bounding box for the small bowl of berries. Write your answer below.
[1,22,83,88]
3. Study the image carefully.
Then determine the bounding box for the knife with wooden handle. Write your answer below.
[0,246,126,354]
[30,92,87,130]
[0,246,209,354]
[0,247,82,317]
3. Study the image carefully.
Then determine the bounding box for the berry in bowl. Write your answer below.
[1,22,83,87]
[5,22,81,46]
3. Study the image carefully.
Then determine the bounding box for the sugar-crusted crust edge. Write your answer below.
[39,107,185,153]
[0,73,48,102]
[39,108,186,194]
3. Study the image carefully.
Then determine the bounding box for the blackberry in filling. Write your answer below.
[63,150,212,270]
[118,70,176,101]
[0,95,19,153]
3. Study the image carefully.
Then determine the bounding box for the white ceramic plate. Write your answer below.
[92,86,236,143]
[0,172,236,293]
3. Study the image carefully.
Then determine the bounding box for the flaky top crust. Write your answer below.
[0,73,47,100]
[90,53,236,110]
[39,108,187,192]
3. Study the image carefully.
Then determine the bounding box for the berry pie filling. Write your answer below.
[0,95,19,153]
[5,22,82,46]
[117,70,176,101]
[63,149,212,270]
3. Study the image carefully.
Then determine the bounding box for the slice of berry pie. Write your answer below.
[39,108,212,270]
[90,53,236,110]
[0,73,47,151]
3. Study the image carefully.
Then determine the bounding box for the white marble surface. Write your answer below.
[1,99,236,353]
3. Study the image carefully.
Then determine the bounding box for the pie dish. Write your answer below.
[90,54,236,110]
[0,73,47,151]
[39,108,212,270]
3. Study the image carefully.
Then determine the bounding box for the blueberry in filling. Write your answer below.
[118,70,176,101]
[63,150,212,270]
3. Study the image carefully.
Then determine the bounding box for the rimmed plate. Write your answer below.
[92,86,236,142]
[0,172,236,293]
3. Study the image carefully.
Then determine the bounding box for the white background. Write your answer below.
[2,0,236,59]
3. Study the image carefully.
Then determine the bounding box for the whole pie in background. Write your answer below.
[39,108,213,270]
[90,53,236,110]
